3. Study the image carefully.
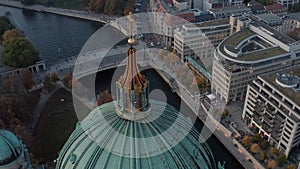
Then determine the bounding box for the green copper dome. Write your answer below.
[0,130,22,166]
[56,100,217,169]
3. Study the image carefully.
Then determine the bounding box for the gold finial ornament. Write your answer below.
[127,12,135,45]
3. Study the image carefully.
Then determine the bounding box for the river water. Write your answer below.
[0,5,103,63]
[0,5,244,169]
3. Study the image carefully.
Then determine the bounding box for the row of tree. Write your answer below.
[20,0,134,16]
[87,0,135,15]
[241,134,296,169]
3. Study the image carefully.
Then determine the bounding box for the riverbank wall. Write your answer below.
[0,0,116,24]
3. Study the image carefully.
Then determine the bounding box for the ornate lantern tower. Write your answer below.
[116,12,150,120]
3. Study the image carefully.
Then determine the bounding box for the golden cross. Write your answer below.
[127,12,135,45]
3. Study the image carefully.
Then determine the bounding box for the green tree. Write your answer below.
[0,16,14,37]
[277,153,287,167]
[1,38,39,68]
[2,29,24,44]
[252,133,262,143]
[20,0,34,5]
[261,140,270,150]
[291,3,300,12]
[242,135,251,147]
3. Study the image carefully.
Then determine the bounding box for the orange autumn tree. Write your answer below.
[96,90,113,106]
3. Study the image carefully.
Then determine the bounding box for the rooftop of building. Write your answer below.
[249,15,296,44]
[265,3,288,11]
[263,66,300,107]
[175,0,188,3]
[239,47,287,61]
[208,5,249,13]
[249,5,266,14]
[155,0,193,15]
[256,13,282,24]
[287,12,300,22]
[195,19,229,27]
[223,29,254,46]
[220,29,288,61]
[247,0,263,7]
[195,13,215,22]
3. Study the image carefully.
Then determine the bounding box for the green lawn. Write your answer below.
[33,88,78,161]
[223,30,255,46]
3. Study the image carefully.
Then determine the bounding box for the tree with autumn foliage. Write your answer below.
[21,69,33,92]
[43,74,53,90]
[63,73,73,88]
[268,159,276,169]
[50,72,60,84]
[88,0,134,15]
[250,143,260,154]
[2,29,24,44]
[260,150,266,162]
[242,135,251,147]
[96,90,113,106]
[270,147,279,156]
[286,164,297,169]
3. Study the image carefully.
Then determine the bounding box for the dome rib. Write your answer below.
[56,101,217,169]
[137,122,153,169]
[117,120,130,169]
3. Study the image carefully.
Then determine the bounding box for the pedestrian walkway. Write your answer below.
[28,82,64,135]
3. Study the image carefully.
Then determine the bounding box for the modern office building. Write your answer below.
[211,14,300,103]
[196,19,231,47]
[247,13,300,35]
[275,0,297,8]
[174,24,214,62]
[174,19,230,62]
[242,67,300,156]
[0,130,32,169]
[208,5,251,19]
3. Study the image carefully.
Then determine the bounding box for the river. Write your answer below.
[0,5,103,63]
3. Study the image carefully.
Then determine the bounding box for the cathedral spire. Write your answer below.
[116,12,150,121]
